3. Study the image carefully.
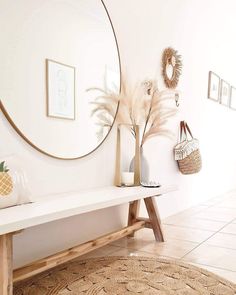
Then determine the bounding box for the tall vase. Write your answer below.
[129,146,149,183]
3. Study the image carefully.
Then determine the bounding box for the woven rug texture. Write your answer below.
[14,256,236,295]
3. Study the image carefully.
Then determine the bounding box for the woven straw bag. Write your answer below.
[174,121,202,174]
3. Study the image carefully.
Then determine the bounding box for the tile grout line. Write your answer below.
[164,212,236,227]
[162,221,227,232]
[181,217,236,260]
[188,261,236,273]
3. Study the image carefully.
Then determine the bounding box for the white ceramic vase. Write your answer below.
[129,147,149,183]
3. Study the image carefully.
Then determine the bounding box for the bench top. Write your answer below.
[0,185,177,235]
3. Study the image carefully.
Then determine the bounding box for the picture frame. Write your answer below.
[230,86,236,110]
[220,79,231,106]
[208,71,220,102]
[46,59,76,120]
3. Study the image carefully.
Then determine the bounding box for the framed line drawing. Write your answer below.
[230,86,236,110]
[220,79,230,106]
[46,59,76,120]
[208,71,220,102]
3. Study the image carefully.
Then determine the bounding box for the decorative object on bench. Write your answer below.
[174,121,202,174]
[162,47,182,89]
[121,171,135,186]
[90,77,178,183]
[94,78,177,183]
[90,78,178,183]
[14,256,236,295]
[0,161,13,196]
[141,180,161,188]
[128,81,178,182]
[90,78,178,184]
[0,156,31,209]
[114,124,140,186]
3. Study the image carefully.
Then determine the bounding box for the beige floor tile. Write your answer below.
[163,206,209,224]
[111,229,155,249]
[176,205,210,216]
[108,247,172,260]
[112,230,201,258]
[163,216,226,231]
[200,197,226,206]
[190,263,236,283]
[216,198,236,209]
[220,223,236,234]
[162,224,214,243]
[134,228,158,240]
[194,207,236,222]
[138,238,198,259]
[200,192,235,206]
[183,244,236,271]
[112,226,212,248]
[205,232,236,249]
[112,227,177,248]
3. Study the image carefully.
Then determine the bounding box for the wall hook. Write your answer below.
[175,93,180,107]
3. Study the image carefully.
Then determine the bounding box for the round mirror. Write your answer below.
[166,64,174,80]
[162,47,182,89]
[0,0,121,159]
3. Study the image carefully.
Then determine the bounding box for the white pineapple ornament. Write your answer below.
[0,161,13,196]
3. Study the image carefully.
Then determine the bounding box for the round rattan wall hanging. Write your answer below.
[162,47,182,89]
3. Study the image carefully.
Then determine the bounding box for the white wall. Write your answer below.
[105,0,236,214]
[0,0,235,268]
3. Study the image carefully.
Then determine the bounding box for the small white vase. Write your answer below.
[129,147,149,183]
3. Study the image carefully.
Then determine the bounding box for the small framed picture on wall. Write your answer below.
[230,86,236,110]
[220,79,230,106]
[208,71,220,102]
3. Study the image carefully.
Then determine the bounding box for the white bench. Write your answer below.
[0,185,177,295]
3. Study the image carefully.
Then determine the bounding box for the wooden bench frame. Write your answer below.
[0,185,177,294]
[0,196,164,295]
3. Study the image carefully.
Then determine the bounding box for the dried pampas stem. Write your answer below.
[89,76,177,145]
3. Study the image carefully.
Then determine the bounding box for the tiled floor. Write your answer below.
[80,191,236,284]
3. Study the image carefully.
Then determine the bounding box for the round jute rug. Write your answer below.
[14,256,236,295]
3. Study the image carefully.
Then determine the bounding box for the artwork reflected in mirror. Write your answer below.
[46,59,75,120]
[0,0,121,159]
[162,47,182,89]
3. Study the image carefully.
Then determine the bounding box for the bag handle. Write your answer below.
[184,122,194,139]
[179,121,186,142]
[179,121,194,142]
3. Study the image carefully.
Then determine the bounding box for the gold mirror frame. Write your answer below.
[162,47,182,89]
[0,0,121,160]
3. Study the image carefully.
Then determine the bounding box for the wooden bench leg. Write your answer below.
[128,200,140,237]
[144,197,164,242]
[0,234,13,295]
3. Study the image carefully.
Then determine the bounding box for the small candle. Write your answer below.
[121,172,134,186]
